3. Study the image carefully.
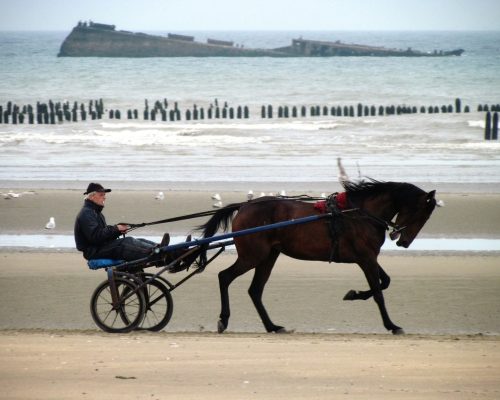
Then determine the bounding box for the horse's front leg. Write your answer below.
[343,265,391,301]
[358,260,403,335]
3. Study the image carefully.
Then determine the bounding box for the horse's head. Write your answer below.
[393,190,437,248]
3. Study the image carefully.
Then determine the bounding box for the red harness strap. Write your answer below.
[313,192,348,213]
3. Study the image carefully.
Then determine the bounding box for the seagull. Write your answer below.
[279,190,287,197]
[337,157,349,183]
[45,217,56,230]
[259,192,266,198]
[247,190,254,200]
[211,193,221,201]
[212,201,223,208]
[320,192,327,199]
[1,190,36,199]
[155,191,165,200]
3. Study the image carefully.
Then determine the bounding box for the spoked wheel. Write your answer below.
[135,276,174,332]
[90,277,146,333]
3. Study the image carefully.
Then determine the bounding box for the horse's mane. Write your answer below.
[342,179,424,206]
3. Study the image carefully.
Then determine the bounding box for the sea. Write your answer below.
[0,30,500,188]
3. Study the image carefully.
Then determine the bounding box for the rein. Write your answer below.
[122,195,327,233]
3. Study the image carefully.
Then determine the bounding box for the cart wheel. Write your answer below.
[90,277,146,333]
[136,279,174,332]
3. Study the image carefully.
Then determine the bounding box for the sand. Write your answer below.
[1,186,499,399]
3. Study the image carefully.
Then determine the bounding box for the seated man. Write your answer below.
[74,182,169,261]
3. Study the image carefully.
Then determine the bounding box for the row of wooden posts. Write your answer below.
[1,98,500,125]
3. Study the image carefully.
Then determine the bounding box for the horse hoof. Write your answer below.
[343,290,357,301]
[392,328,405,335]
[217,319,226,334]
[272,326,293,334]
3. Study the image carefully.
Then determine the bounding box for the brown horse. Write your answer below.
[199,180,438,335]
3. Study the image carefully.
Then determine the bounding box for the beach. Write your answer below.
[1,187,500,398]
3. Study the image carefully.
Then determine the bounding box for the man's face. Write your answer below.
[90,192,106,207]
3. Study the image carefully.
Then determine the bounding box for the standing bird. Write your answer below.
[155,191,165,200]
[247,190,254,201]
[211,193,221,201]
[45,217,56,230]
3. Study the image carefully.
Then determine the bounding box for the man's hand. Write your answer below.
[116,224,130,233]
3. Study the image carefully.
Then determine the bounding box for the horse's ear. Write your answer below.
[427,190,436,204]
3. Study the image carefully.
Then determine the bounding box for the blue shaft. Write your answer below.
[160,213,329,253]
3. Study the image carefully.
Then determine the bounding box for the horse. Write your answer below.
[198,180,438,335]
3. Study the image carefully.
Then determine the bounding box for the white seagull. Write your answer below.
[247,190,254,200]
[212,201,223,208]
[211,193,221,201]
[45,217,56,230]
[155,191,165,200]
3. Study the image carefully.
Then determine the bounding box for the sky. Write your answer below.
[0,0,499,31]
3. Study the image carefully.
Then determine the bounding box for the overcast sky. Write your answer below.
[1,0,499,31]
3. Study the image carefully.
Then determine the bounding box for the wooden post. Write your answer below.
[292,106,297,118]
[261,105,266,118]
[485,112,491,140]
[115,110,121,119]
[244,106,249,118]
[464,105,470,113]
[370,105,376,116]
[364,105,369,116]
[222,107,227,119]
[185,110,191,120]
[215,107,220,119]
[455,98,461,113]
[28,113,34,124]
[278,106,283,118]
[492,112,499,140]
[237,106,242,119]
[323,106,328,116]
[349,106,354,117]
[310,106,315,117]
[267,105,273,119]
[301,106,306,117]
[109,110,114,119]
[127,110,132,119]
[151,110,156,121]
[133,109,138,119]
[50,113,55,124]
[357,103,363,117]
[200,108,205,120]
[169,110,176,121]
[18,113,24,124]
[0,106,3,123]
[284,106,289,118]
[208,107,213,119]
[378,106,384,116]
[337,106,342,116]
[193,107,198,120]
[343,106,348,116]
[229,107,234,119]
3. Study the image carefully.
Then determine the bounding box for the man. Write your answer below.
[74,182,168,261]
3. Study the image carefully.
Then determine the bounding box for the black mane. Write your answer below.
[342,179,424,206]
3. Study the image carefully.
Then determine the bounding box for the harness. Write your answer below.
[313,192,407,261]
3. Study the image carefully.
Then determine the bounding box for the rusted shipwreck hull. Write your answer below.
[58,22,464,58]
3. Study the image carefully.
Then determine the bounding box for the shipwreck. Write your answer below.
[58,22,465,58]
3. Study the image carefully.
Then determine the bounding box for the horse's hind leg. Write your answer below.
[248,249,284,333]
[343,265,391,301]
[217,258,254,333]
[358,260,403,335]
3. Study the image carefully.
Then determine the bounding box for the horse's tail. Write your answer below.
[198,202,242,238]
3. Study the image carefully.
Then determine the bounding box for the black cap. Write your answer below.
[84,183,112,195]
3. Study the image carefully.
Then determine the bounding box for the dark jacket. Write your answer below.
[74,199,121,259]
